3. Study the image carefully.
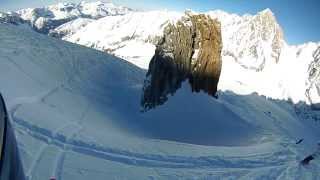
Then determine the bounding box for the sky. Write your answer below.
[0,0,319,45]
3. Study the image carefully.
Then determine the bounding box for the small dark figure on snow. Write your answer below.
[301,142,320,165]
[296,138,304,145]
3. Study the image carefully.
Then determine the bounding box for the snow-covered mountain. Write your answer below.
[38,6,320,108]
[2,1,319,121]
[209,9,284,70]
[0,11,25,25]
[56,10,183,68]
[1,22,320,180]
[12,1,133,33]
[46,8,284,70]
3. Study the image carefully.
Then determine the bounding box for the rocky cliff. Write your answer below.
[306,46,320,109]
[141,13,222,110]
[209,9,284,72]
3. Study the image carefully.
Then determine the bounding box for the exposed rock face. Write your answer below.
[141,13,222,110]
[306,46,320,109]
[209,9,284,72]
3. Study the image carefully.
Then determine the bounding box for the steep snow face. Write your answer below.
[65,10,182,69]
[1,23,320,179]
[9,2,320,107]
[218,43,320,104]
[48,18,94,38]
[206,10,320,106]
[209,9,284,71]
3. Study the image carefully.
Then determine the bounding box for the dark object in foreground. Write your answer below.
[300,155,315,166]
[0,93,25,180]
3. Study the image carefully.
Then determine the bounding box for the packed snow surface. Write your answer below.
[0,23,320,179]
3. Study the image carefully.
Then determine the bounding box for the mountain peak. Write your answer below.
[257,8,278,26]
[80,0,115,6]
[208,7,285,71]
[259,8,273,15]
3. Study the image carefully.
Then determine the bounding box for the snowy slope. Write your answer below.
[63,10,182,69]
[58,8,320,107]
[8,2,320,108]
[219,42,320,104]
[1,23,320,179]
[50,8,284,71]
[48,18,94,38]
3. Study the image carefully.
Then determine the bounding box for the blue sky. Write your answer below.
[1,0,319,45]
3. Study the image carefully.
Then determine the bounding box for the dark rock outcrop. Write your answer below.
[306,46,320,109]
[0,12,25,25]
[141,13,223,111]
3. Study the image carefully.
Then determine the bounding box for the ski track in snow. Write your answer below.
[12,105,297,170]
[7,77,317,180]
[4,66,316,179]
[53,149,66,180]
[51,115,85,179]
[26,144,48,180]
[8,81,68,180]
